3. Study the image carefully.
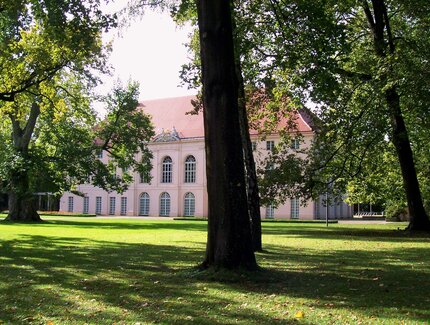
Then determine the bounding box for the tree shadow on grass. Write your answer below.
[0,234,286,324]
[262,223,430,243]
[0,218,208,232]
[250,244,430,322]
[0,227,429,324]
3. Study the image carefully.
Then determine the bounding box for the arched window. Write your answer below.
[139,192,150,216]
[184,192,195,216]
[184,155,196,183]
[161,156,173,183]
[159,192,171,216]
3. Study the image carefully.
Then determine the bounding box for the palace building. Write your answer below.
[59,95,352,220]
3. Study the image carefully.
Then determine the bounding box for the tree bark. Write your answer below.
[236,65,263,252]
[197,0,258,269]
[6,171,41,222]
[5,102,42,222]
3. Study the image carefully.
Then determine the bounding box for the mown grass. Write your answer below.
[0,217,429,324]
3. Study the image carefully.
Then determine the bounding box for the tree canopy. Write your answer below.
[226,0,430,230]
[0,0,154,221]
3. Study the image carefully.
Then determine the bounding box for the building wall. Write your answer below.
[60,133,352,219]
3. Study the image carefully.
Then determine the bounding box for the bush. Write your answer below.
[385,204,409,222]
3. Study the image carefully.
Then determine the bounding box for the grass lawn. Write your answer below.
[0,217,429,324]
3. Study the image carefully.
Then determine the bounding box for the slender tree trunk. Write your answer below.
[386,88,430,231]
[364,0,430,231]
[236,66,263,252]
[5,102,42,222]
[230,9,262,251]
[197,0,257,270]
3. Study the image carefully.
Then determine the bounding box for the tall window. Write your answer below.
[120,197,127,215]
[139,192,150,216]
[159,192,171,216]
[266,204,275,219]
[184,192,195,216]
[291,198,300,219]
[266,140,275,151]
[184,155,196,183]
[109,197,116,215]
[252,141,257,151]
[95,196,102,215]
[68,196,74,213]
[83,197,89,214]
[161,156,173,183]
[96,149,103,158]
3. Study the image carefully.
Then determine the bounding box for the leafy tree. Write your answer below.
[233,0,430,231]
[0,1,154,221]
[196,0,257,269]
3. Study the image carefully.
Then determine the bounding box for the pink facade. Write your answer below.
[60,96,352,220]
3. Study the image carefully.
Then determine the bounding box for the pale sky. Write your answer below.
[100,8,197,101]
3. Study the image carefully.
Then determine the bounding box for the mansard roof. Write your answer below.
[137,95,314,140]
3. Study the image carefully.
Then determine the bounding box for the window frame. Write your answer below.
[159,192,171,216]
[83,196,89,214]
[67,196,74,213]
[95,196,102,215]
[161,156,173,183]
[120,197,127,216]
[291,198,300,219]
[184,192,195,217]
[291,138,300,150]
[184,155,196,183]
[109,197,116,215]
[139,192,150,216]
[265,204,275,219]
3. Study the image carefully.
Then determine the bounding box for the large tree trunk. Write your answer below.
[386,87,430,231]
[197,0,257,270]
[5,102,42,222]
[6,171,41,222]
[236,66,263,252]
[364,0,430,231]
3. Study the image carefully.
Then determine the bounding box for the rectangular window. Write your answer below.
[109,197,116,215]
[120,197,127,215]
[83,197,89,214]
[266,140,275,151]
[96,149,103,158]
[67,196,74,213]
[291,198,300,219]
[291,138,300,150]
[252,141,257,151]
[95,197,102,215]
[265,204,275,219]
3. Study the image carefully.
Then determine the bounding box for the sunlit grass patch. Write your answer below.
[0,218,429,324]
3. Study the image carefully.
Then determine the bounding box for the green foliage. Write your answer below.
[0,1,154,199]
[232,0,430,212]
[385,204,409,221]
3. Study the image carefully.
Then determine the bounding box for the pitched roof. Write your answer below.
[137,96,204,138]
[137,95,313,139]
